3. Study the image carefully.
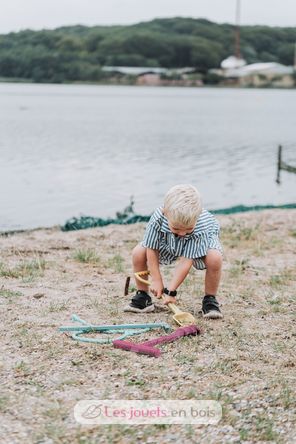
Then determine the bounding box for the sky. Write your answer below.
[1,0,296,34]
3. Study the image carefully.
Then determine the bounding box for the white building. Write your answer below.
[213,60,295,87]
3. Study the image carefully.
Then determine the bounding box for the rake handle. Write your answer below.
[142,325,200,346]
[113,340,161,357]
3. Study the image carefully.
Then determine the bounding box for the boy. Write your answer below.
[124,184,223,319]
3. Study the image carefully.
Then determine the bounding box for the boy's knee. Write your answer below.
[132,244,146,262]
[205,250,222,271]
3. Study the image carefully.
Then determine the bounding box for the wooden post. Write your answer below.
[276,144,282,184]
[276,144,296,184]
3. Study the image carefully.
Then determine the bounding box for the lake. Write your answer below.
[0,83,295,231]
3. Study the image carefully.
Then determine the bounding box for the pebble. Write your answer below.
[33,293,45,299]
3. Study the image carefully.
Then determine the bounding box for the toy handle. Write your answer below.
[134,270,150,284]
[143,325,199,346]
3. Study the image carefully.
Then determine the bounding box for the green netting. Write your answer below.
[61,201,296,232]
[211,203,296,214]
[62,214,151,231]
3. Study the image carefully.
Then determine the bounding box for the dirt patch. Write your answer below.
[0,210,295,443]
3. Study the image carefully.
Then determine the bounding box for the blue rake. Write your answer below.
[59,314,172,344]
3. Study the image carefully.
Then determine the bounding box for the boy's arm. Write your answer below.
[146,248,163,297]
[163,257,193,304]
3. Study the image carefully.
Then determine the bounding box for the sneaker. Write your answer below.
[123,290,155,313]
[202,295,223,319]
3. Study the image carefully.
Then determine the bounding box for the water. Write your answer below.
[0,83,295,231]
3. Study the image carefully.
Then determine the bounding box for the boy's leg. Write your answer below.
[202,249,223,319]
[204,249,222,295]
[124,244,155,313]
[132,244,149,292]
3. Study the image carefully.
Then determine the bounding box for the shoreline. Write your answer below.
[2,203,296,237]
[1,78,296,89]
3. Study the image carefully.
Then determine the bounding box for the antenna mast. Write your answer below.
[235,0,241,59]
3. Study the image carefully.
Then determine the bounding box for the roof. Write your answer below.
[102,66,196,76]
[225,62,294,78]
[102,66,167,75]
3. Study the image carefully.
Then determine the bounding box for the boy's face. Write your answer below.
[167,220,195,237]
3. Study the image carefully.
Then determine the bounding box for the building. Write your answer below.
[136,73,162,86]
[101,66,199,86]
[101,66,168,77]
[211,62,295,88]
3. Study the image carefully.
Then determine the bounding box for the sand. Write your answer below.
[0,210,295,443]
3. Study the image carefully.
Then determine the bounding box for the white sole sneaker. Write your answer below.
[202,310,223,319]
[123,304,155,313]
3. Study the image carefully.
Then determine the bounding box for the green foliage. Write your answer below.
[0,18,295,82]
[0,258,45,280]
[204,71,224,85]
[0,287,23,298]
[72,248,100,264]
[107,254,125,273]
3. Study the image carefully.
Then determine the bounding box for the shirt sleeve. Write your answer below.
[182,211,222,259]
[141,209,162,250]
[206,213,222,252]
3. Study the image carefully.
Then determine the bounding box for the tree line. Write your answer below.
[0,18,295,83]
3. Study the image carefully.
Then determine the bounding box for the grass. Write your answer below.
[280,384,294,409]
[33,416,67,444]
[221,221,262,248]
[176,354,196,365]
[0,287,23,298]
[72,248,100,264]
[266,294,282,305]
[228,258,249,278]
[202,388,235,425]
[0,257,46,281]
[0,395,10,413]
[239,428,249,441]
[211,358,239,375]
[107,254,125,272]
[255,415,278,441]
[127,378,146,386]
[47,300,69,313]
[268,268,295,289]
[14,360,31,376]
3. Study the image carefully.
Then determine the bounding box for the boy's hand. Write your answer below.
[163,295,177,305]
[150,279,164,298]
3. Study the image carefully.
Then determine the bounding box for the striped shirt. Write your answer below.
[141,207,222,270]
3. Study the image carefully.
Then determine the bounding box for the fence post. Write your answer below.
[276,144,282,184]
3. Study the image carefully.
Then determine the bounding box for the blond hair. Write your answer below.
[163,184,202,227]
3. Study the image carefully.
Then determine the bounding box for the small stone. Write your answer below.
[33,293,45,299]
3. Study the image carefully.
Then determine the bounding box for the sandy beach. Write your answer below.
[0,209,295,443]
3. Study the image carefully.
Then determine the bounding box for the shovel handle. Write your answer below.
[134,271,183,315]
[134,270,150,285]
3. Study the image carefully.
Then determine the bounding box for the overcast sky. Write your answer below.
[1,0,296,34]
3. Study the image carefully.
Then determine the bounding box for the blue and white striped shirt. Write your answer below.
[141,207,222,270]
